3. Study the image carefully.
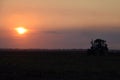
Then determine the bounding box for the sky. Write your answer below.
[0,0,120,49]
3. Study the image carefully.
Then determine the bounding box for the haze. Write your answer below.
[0,0,120,49]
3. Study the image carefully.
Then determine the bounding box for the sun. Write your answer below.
[15,27,28,35]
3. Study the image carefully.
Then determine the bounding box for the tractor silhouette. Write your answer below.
[87,39,108,55]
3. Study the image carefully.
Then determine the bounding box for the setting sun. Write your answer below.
[15,27,28,35]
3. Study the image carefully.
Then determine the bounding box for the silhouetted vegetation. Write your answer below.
[87,39,109,56]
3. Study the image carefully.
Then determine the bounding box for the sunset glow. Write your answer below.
[0,0,120,49]
[15,27,28,35]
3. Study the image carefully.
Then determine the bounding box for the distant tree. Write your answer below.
[87,39,108,56]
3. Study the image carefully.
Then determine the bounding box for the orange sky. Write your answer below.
[1,0,120,29]
[0,0,120,49]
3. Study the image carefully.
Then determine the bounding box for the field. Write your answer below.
[0,49,120,80]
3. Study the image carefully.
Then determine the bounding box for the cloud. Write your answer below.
[43,31,61,34]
